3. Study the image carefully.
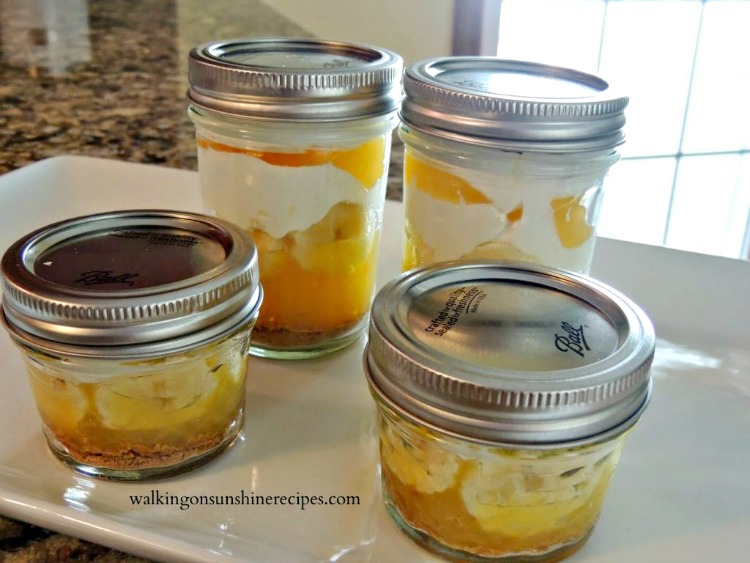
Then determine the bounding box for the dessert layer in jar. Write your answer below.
[197,134,389,349]
[377,407,625,560]
[21,327,251,474]
[402,148,612,274]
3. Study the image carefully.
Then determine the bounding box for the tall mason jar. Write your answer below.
[188,38,402,359]
[399,58,628,274]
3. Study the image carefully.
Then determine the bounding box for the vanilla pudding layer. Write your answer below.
[196,130,391,344]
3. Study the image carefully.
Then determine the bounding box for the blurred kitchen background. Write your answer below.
[1,0,748,256]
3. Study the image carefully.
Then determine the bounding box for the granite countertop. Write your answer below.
[0,1,401,561]
[0,0,403,199]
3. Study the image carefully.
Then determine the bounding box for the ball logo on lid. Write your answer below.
[452,79,488,91]
[554,321,591,358]
[74,270,139,287]
[323,58,351,68]
[32,227,225,291]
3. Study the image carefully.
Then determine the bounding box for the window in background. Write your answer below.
[494,0,750,259]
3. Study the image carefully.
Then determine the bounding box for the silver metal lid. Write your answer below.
[188,38,403,121]
[401,57,629,152]
[1,210,262,357]
[364,261,654,447]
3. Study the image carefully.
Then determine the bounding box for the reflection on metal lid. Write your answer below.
[1,210,262,356]
[400,58,629,152]
[188,38,403,121]
[365,261,655,446]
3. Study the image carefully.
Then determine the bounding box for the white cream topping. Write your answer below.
[405,187,511,262]
[405,166,601,273]
[514,180,594,272]
[197,148,384,239]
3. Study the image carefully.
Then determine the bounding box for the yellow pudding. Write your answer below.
[365,260,654,560]
[1,209,261,479]
[196,137,385,188]
[551,195,594,249]
[405,153,493,205]
[402,150,601,273]
[378,409,623,560]
[250,202,381,336]
[22,328,251,473]
[197,135,387,352]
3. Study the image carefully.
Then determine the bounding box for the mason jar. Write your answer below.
[364,261,655,561]
[0,210,262,480]
[187,38,402,359]
[399,58,628,274]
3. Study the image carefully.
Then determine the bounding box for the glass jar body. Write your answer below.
[12,322,255,480]
[190,107,398,359]
[375,399,629,561]
[399,126,620,274]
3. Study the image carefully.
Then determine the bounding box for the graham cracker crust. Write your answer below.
[252,321,362,349]
[52,431,229,470]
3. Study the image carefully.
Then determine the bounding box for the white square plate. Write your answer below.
[1,156,749,562]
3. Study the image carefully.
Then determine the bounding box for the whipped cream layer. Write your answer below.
[197,147,385,239]
[404,153,609,273]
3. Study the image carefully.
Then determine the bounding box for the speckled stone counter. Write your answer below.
[0,0,402,561]
[0,0,403,200]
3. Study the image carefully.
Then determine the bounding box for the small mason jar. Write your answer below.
[399,58,628,274]
[1,210,262,480]
[187,38,403,359]
[364,261,655,561]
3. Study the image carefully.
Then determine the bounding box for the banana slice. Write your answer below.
[380,423,461,494]
[459,455,601,536]
[249,228,290,277]
[95,361,218,430]
[291,202,374,275]
[205,346,247,385]
[27,367,88,433]
[461,240,536,263]
[402,219,435,271]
